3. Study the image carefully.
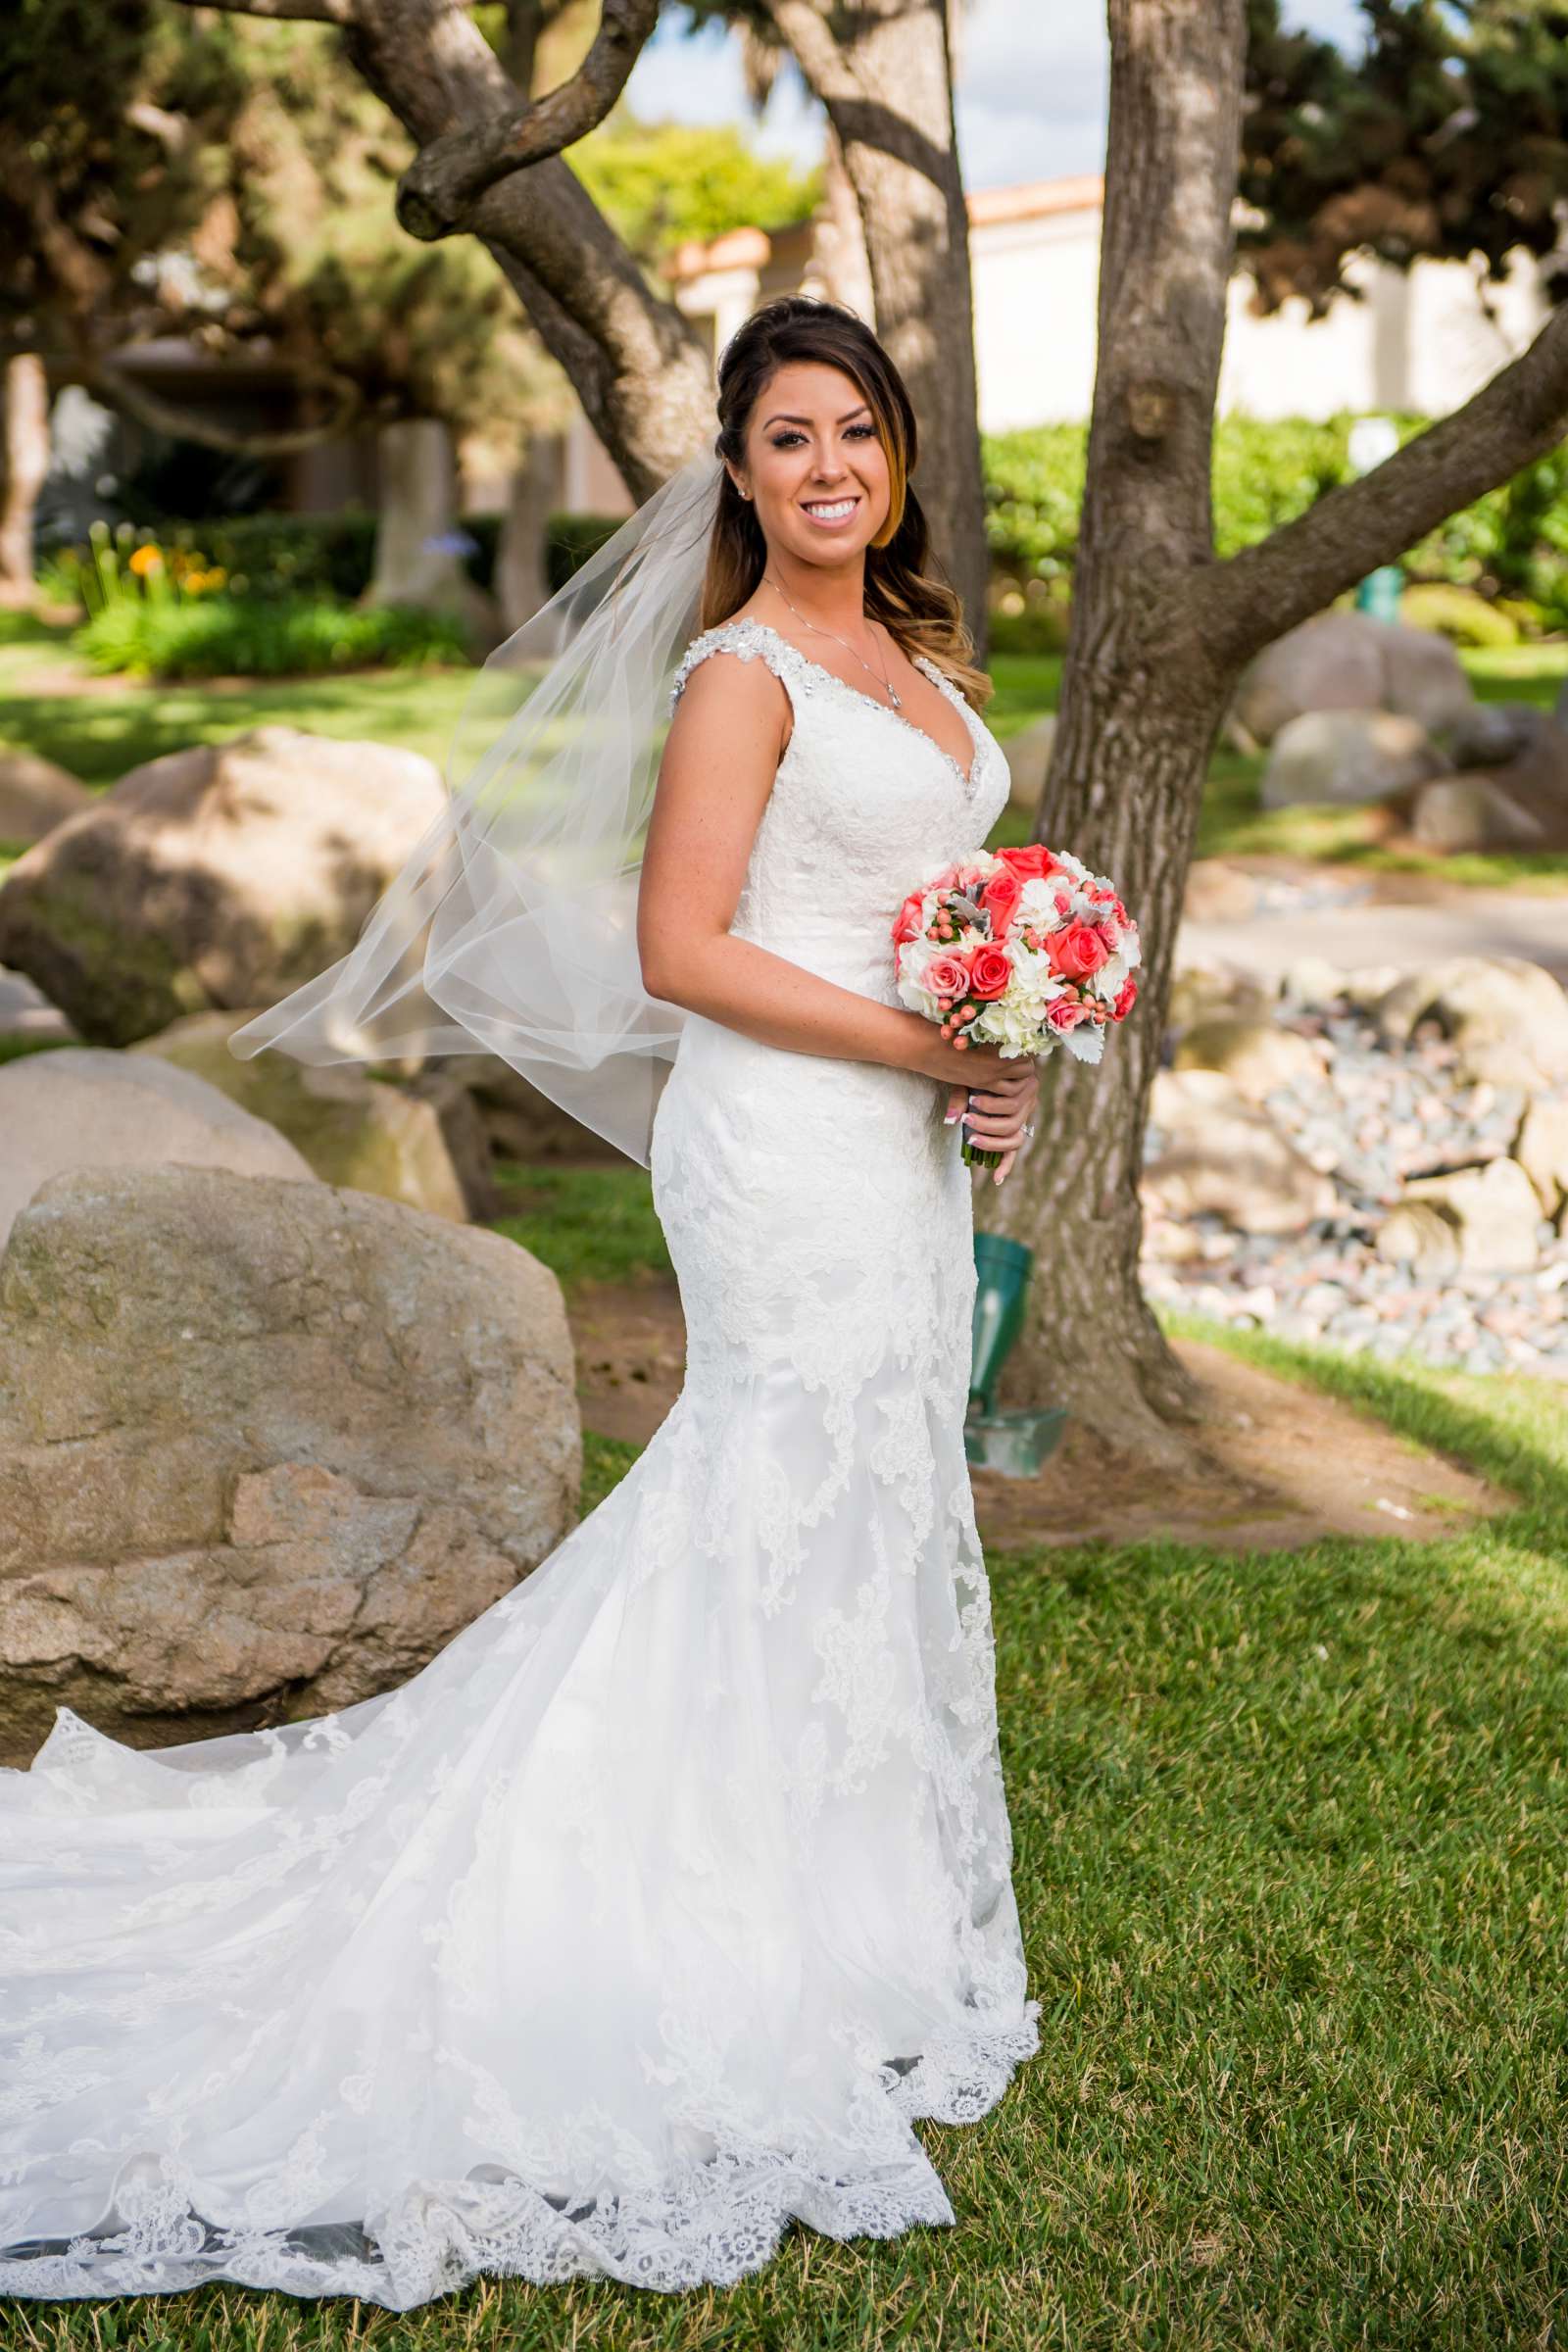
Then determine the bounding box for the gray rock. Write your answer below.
[1379,622,1480,737]
[1233,612,1473,747]
[1144,1069,1338,1235]
[1445,701,1554,768]
[1374,1200,1463,1280]
[1400,1157,1543,1274]
[0,1165,580,1763]
[1515,1097,1568,1218]
[0,1047,315,1250]
[1182,860,1261,923]
[0,749,93,845]
[0,726,445,1047]
[0,965,73,1044]
[132,1009,467,1222]
[1172,1015,1326,1102]
[1373,957,1568,1091]
[1261,709,1446,810]
[1409,775,1549,855]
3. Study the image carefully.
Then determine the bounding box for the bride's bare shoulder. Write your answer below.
[667,615,797,753]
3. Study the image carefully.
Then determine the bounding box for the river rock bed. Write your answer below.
[1141,988,1568,1376]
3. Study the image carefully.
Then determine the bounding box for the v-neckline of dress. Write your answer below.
[733,617,983,795]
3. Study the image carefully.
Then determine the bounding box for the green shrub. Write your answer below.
[44,510,506,609]
[1398,581,1520,648]
[74,594,471,679]
[982,413,1568,632]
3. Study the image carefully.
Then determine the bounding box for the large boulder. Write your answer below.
[1260,709,1446,809]
[1395,1158,1544,1276]
[1408,722,1568,854]
[1515,1098,1568,1219]
[1143,1069,1337,1234]
[1373,957,1568,1091]
[1408,774,1556,855]
[1445,700,1556,769]
[0,726,444,1046]
[0,749,93,844]
[0,966,73,1045]
[1233,611,1474,747]
[441,1052,622,1163]
[0,1165,580,1762]
[133,1009,467,1221]
[0,1047,314,1250]
[1172,1015,1325,1102]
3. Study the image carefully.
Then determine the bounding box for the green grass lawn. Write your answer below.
[6,612,1565,891]
[13,1321,1568,2349]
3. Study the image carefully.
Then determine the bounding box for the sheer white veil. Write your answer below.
[229,447,726,1167]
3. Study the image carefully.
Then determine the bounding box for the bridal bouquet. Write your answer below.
[892,843,1142,1169]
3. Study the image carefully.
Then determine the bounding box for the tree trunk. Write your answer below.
[768,0,990,649]
[986,0,1568,1463]
[989,0,1248,1460]
[363,416,498,645]
[495,426,564,633]
[0,353,50,608]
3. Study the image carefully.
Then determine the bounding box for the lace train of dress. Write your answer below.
[0,618,1040,2308]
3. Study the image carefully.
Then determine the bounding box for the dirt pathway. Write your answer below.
[564,1278,1506,1554]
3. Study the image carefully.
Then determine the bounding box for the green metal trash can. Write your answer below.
[966,1231,1068,1476]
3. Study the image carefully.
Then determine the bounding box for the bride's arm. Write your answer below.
[638,648,1004,1096]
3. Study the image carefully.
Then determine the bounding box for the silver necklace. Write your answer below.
[760,573,903,710]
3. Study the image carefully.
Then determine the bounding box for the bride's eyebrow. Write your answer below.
[762,405,872,428]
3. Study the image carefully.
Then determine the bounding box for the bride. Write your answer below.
[0,295,1042,2307]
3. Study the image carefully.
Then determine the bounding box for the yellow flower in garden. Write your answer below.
[127,545,164,578]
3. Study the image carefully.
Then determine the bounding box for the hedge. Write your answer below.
[984,414,1568,632]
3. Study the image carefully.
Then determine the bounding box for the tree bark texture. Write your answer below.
[992,0,1568,1460]
[767,0,991,646]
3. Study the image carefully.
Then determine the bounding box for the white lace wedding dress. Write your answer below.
[0,615,1039,2309]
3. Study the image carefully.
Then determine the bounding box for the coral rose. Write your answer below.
[1112,973,1139,1021]
[1048,920,1110,980]
[979,866,1022,940]
[893,888,928,946]
[965,945,1012,1001]
[998,843,1059,882]
[1045,996,1088,1032]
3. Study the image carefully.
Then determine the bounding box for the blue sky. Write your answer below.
[626,1,1370,193]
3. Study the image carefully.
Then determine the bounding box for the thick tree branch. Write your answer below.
[1201,300,1568,668]
[395,0,659,241]
[166,0,715,496]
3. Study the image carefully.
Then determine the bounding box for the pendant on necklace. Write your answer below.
[887,687,902,709]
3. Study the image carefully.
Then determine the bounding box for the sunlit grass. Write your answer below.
[489,1160,671,1292]
[15,1320,1568,2347]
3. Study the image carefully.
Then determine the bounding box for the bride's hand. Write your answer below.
[944,1057,1039,1185]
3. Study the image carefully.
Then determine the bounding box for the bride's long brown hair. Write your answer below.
[699,295,993,712]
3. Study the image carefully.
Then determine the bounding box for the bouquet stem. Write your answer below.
[959,1123,1003,1171]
